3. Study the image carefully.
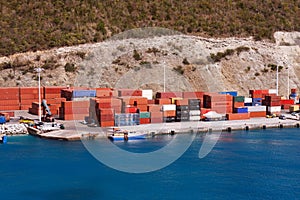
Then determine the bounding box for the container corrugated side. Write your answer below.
[267,106,281,112]
[162,104,176,111]
[246,106,266,112]
[244,98,252,103]
[189,110,201,116]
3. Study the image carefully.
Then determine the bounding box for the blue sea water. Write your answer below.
[0,128,300,200]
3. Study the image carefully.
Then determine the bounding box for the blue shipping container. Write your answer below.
[73,90,96,98]
[252,98,262,103]
[0,116,6,124]
[219,91,238,97]
[234,107,248,113]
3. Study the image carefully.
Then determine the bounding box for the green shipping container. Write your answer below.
[234,96,245,102]
[140,112,151,119]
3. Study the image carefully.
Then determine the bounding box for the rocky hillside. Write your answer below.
[1,0,300,56]
[0,30,299,97]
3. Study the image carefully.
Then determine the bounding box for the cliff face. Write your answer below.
[0,30,299,97]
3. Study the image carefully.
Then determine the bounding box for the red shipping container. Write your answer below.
[99,115,115,122]
[182,91,202,99]
[249,111,266,118]
[233,102,244,108]
[136,105,148,112]
[226,113,250,120]
[147,100,155,104]
[251,93,263,98]
[156,92,182,99]
[99,108,114,115]
[0,111,14,117]
[0,100,19,106]
[206,101,233,108]
[175,99,189,106]
[204,94,233,102]
[44,93,61,99]
[151,118,163,123]
[44,86,66,93]
[280,99,294,105]
[140,118,151,124]
[95,88,113,97]
[155,98,171,105]
[118,89,142,97]
[125,106,138,113]
[20,105,31,110]
[0,105,20,111]
[163,110,176,117]
[210,106,232,114]
[148,105,162,112]
[151,111,163,118]
[100,121,115,127]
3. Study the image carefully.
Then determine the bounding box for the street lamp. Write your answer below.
[35,67,44,122]
[163,61,166,92]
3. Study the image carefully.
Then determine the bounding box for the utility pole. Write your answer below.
[35,68,43,122]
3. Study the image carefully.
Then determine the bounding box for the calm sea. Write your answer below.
[0,128,299,200]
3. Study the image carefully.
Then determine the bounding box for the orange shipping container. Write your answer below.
[175,99,189,106]
[163,110,176,117]
[140,118,150,124]
[155,98,171,105]
[249,111,266,118]
[100,121,115,127]
[226,113,250,120]
[148,105,162,112]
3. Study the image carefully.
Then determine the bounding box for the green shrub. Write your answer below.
[64,63,76,72]
[133,50,142,61]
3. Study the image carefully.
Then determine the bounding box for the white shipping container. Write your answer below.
[142,90,153,100]
[269,89,277,94]
[189,110,201,116]
[244,97,252,103]
[162,104,176,111]
[189,115,201,121]
[247,106,266,112]
[267,106,281,112]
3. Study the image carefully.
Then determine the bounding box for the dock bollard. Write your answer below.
[279,124,283,129]
[170,130,175,135]
[227,127,232,132]
[262,125,266,129]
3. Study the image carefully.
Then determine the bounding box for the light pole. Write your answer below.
[276,63,279,96]
[163,61,166,92]
[35,68,43,122]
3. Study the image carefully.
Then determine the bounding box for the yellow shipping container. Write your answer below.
[289,105,299,112]
[170,97,183,104]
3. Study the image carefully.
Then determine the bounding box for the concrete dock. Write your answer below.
[25,116,299,141]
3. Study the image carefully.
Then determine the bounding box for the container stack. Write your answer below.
[175,99,189,122]
[44,86,65,99]
[188,99,201,121]
[280,99,295,110]
[265,95,281,115]
[162,104,176,122]
[148,104,163,123]
[115,113,140,126]
[95,88,113,98]
[61,88,95,101]
[121,96,148,112]
[203,93,233,114]
[20,87,44,110]
[98,108,115,127]
[59,101,89,120]
[246,106,267,118]
[0,87,20,111]
[139,112,151,124]
[118,89,142,97]
[289,88,299,104]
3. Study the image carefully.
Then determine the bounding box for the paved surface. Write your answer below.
[10,110,300,141]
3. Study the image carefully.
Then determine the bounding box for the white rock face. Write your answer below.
[0,31,299,97]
